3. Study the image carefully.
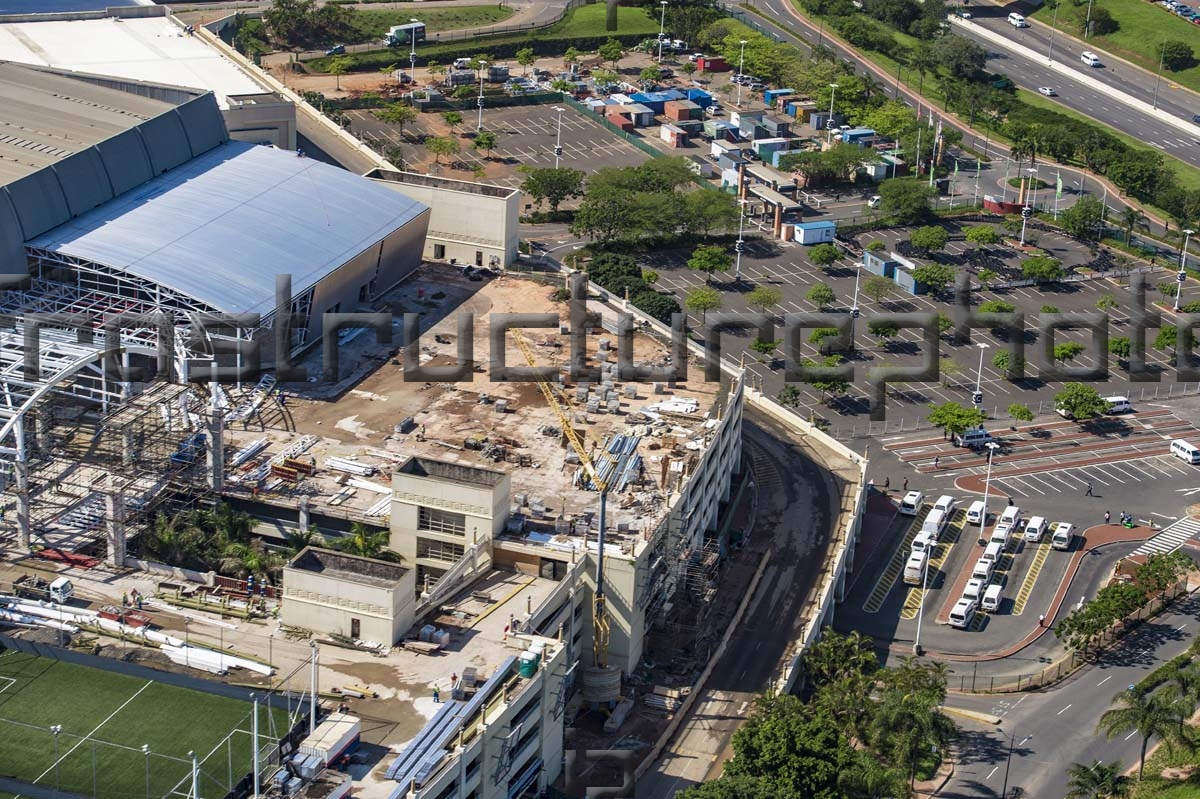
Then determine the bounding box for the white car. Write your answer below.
[957,9,973,18]
[867,195,882,209]
[1037,86,1056,96]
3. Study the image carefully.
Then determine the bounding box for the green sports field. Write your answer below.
[0,651,289,799]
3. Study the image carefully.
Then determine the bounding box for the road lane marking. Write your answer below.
[1098,675,1112,686]
[1180,624,1188,631]
[986,766,999,780]
[1057,704,1072,715]
[1125,730,1138,741]
[1016,695,1027,705]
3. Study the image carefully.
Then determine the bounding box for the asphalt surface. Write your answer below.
[942,588,1200,799]
[634,412,855,798]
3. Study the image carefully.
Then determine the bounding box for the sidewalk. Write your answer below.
[847,489,900,592]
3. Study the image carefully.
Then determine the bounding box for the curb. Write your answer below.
[941,706,1002,725]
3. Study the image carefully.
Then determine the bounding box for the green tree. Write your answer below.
[677,776,783,799]
[519,166,585,213]
[1155,325,1196,352]
[1059,195,1104,240]
[909,225,949,255]
[911,263,956,295]
[685,286,722,323]
[977,268,998,288]
[964,225,1000,246]
[219,539,283,580]
[1008,403,1034,423]
[327,56,350,91]
[1054,383,1108,421]
[284,526,326,555]
[425,135,460,165]
[683,190,739,236]
[936,312,954,335]
[441,110,464,133]
[1095,294,1119,312]
[1097,689,1182,779]
[803,629,880,688]
[598,38,624,69]
[1161,40,1195,72]
[862,274,895,304]
[571,185,634,243]
[1021,255,1064,282]
[803,356,852,400]
[866,239,886,252]
[563,46,580,67]
[979,299,1017,314]
[515,46,536,75]
[993,350,1025,378]
[869,320,901,341]
[472,130,498,158]
[928,402,987,439]
[632,291,681,324]
[930,34,987,78]
[806,283,836,310]
[1065,760,1130,799]
[777,384,802,407]
[1053,341,1086,363]
[335,522,392,558]
[688,244,733,283]
[879,175,933,223]
[375,102,417,138]
[1119,206,1150,247]
[639,64,661,84]
[750,337,777,356]
[809,243,840,269]
[1135,551,1194,599]
[1109,336,1132,363]
[592,67,619,87]
[746,285,783,313]
[681,61,698,76]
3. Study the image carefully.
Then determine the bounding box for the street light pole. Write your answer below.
[476,62,488,131]
[734,199,746,282]
[1177,228,1195,313]
[553,107,564,168]
[1000,732,1033,799]
[980,442,999,544]
[1153,41,1167,109]
[913,539,933,655]
[850,261,862,349]
[408,18,419,84]
[1046,0,1061,63]
[827,83,838,142]
[657,1,668,62]
[1084,0,1095,37]
[736,39,747,107]
[974,341,988,408]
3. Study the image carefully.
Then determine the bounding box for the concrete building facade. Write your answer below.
[282,547,416,644]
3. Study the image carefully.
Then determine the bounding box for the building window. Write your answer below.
[434,243,446,259]
[417,537,465,563]
[419,506,466,536]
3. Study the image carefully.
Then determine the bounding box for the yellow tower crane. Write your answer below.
[511,328,611,670]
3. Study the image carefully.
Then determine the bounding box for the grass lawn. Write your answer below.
[1027,0,1200,94]
[0,652,288,799]
[548,2,661,37]
[348,6,515,43]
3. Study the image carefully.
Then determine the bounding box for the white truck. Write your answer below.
[297,713,361,768]
[13,575,73,604]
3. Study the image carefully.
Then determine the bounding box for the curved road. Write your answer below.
[943,588,1200,799]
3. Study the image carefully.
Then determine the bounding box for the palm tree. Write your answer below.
[1065,760,1130,798]
[284,526,326,555]
[802,628,879,688]
[219,539,283,580]
[142,512,188,564]
[1166,663,1200,738]
[1119,206,1150,247]
[1096,689,1180,778]
[839,750,910,799]
[211,502,253,544]
[334,522,391,558]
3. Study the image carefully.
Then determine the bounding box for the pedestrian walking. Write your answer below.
[432,687,441,703]
[883,476,890,491]
[1104,511,1111,524]
[451,672,458,686]
[1038,614,1045,627]
[1008,496,1014,506]
[902,477,909,492]
[933,456,940,469]
[1085,481,1094,497]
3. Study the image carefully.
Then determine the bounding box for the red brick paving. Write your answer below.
[883,409,1173,452]
[849,490,901,592]
[918,523,1158,662]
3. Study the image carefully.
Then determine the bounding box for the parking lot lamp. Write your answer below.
[980,441,1000,544]
[973,341,988,409]
[408,18,419,83]
[850,260,862,350]
[1001,732,1033,799]
[913,539,934,656]
[736,40,747,107]
[827,83,838,142]
[1177,228,1194,314]
[470,62,484,130]
[734,198,746,282]
[553,107,564,169]
[657,1,669,62]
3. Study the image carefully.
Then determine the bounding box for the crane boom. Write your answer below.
[511,328,611,669]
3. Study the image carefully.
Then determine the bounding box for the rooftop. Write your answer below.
[286,547,409,589]
[28,140,429,315]
[366,168,519,199]
[0,15,268,110]
[0,61,183,185]
[397,457,508,488]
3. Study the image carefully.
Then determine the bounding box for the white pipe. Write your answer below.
[310,643,319,733]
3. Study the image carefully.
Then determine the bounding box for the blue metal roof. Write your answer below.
[795,221,837,229]
[29,141,427,316]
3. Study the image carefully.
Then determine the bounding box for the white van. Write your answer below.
[999,505,1021,528]
[966,500,987,526]
[933,495,957,517]
[912,529,938,553]
[922,509,948,537]
[949,597,978,628]
[1007,12,1028,26]
[1104,396,1133,414]
[963,577,985,601]
[990,525,1011,549]
[904,550,929,584]
[982,541,1004,565]
[899,490,924,515]
[982,584,1004,612]
[972,557,994,582]
[1051,522,1074,551]
[956,428,993,449]
[452,57,474,69]
[1171,439,1200,464]
[1081,51,1102,66]
[1024,516,1049,543]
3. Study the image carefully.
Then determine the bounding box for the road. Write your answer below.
[633,413,857,798]
[744,0,1200,174]
[949,13,1200,168]
[942,588,1200,799]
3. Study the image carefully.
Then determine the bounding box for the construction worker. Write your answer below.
[432,686,441,704]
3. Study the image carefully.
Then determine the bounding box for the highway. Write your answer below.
[747,0,1200,171]
[942,589,1200,799]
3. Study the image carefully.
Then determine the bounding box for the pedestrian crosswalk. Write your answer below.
[1131,517,1200,556]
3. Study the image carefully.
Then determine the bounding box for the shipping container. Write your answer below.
[297,713,361,767]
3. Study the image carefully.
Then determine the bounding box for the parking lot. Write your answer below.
[648,222,1199,430]
[346,103,650,187]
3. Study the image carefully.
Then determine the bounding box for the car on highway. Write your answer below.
[325,45,346,56]
[955,9,973,17]
[1192,15,1200,23]
[1037,86,1057,96]
[1081,51,1103,66]
[1193,114,1200,123]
